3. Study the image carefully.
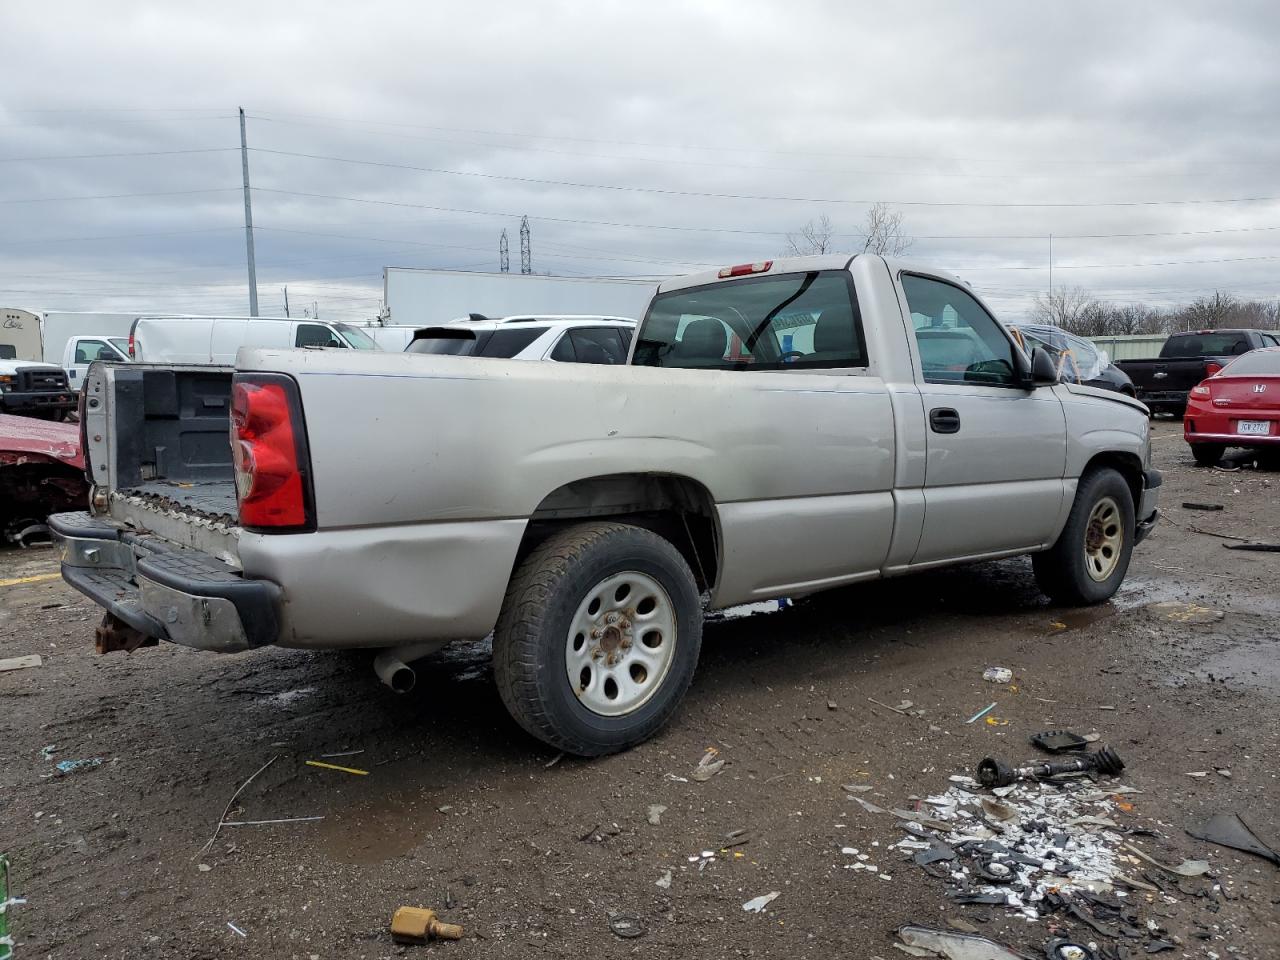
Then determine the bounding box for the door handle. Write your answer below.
[929,407,961,434]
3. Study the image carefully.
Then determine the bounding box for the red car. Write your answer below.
[1184,345,1280,466]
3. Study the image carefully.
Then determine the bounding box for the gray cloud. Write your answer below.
[2,0,1279,321]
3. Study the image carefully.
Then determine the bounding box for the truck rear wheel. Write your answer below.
[1033,467,1135,606]
[493,522,702,756]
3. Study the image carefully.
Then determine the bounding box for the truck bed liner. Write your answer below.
[125,479,238,523]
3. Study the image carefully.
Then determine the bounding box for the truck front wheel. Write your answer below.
[493,522,703,756]
[1033,468,1135,606]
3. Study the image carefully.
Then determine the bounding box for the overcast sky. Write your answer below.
[2,1,1279,322]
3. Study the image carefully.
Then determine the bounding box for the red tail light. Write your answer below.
[1204,361,1223,377]
[128,332,135,358]
[230,374,314,531]
[718,260,773,278]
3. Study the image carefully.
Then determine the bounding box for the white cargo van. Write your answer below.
[129,316,380,364]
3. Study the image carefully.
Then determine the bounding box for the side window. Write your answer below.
[568,327,627,364]
[1264,334,1280,347]
[549,332,577,362]
[75,339,110,363]
[478,326,548,358]
[295,323,344,348]
[901,274,1018,386]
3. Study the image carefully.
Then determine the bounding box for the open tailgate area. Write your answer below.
[84,362,241,558]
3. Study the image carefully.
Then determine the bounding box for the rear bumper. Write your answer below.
[0,390,75,412]
[1136,390,1188,406]
[49,511,280,652]
[1184,431,1280,445]
[1135,468,1161,545]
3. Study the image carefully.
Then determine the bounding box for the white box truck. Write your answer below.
[382,268,658,327]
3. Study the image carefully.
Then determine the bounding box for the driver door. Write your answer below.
[899,273,1068,565]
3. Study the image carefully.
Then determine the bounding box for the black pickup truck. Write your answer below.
[1116,329,1280,416]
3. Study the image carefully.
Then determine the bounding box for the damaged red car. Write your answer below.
[0,413,88,545]
[1184,345,1280,466]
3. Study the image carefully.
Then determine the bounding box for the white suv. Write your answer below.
[405,315,635,364]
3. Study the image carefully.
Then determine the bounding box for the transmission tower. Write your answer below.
[519,215,531,275]
[499,229,510,273]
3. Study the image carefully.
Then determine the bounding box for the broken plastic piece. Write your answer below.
[608,913,644,938]
[55,758,102,775]
[390,906,463,943]
[966,702,998,724]
[1029,730,1088,754]
[897,924,1031,960]
[1121,842,1210,877]
[742,891,780,913]
[983,667,1013,683]
[1186,812,1280,867]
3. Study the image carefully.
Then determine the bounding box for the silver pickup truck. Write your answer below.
[53,255,1161,755]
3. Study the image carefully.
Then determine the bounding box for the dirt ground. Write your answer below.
[1,418,1278,960]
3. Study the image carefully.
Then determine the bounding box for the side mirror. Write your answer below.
[1028,346,1059,388]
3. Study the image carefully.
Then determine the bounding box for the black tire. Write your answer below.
[1033,468,1135,606]
[492,522,702,756]
[1190,443,1225,467]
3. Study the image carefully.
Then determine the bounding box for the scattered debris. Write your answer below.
[1045,938,1097,960]
[1149,601,1225,623]
[390,906,464,943]
[983,667,1013,683]
[654,869,672,889]
[39,745,55,761]
[844,783,874,793]
[1181,501,1223,511]
[0,655,42,673]
[1030,730,1088,754]
[981,798,1018,822]
[1223,541,1280,552]
[742,891,780,913]
[54,758,102,775]
[827,699,839,711]
[913,842,958,866]
[896,925,1028,960]
[1215,768,1231,779]
[1121,842,1210,877]
[1144,939,1175,953]
[977,747,1125,788]
[226,922,247,938]
[1185,771,1208,778]
[543,753,564,769]
[646,804,667,826]
[966,703,998,724]
[607,913,644,939]
[220,816,324,827]
[318,749,365,759]
[691,747,724,782]
[304,759,368,776]
[198,755,279,858]
[1186,812,1280,867]
[869,697,912,716]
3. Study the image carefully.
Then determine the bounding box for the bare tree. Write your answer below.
[1176,290,1240,330]
[1030,286,1099,333]
[783,215,836,256]
[857,202,912,256]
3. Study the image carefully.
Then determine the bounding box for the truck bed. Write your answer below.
[83,362,241,558]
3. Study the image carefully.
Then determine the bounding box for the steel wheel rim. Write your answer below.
[565,571,677,717]
[1083,496,1123,582]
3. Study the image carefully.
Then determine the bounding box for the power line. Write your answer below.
[0,148,237,162]
[249,147,1280,209]
[244,109,1280,168]
[958,253,1280,271]
[0,187,239,204]
[0,226,240,247]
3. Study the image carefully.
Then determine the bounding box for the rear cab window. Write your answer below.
[295,323,346,348]
[633,270,866,371]
[1161,332,1253,357]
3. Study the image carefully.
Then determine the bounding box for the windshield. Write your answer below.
[108,337,131,356]
[335,323,380,350]
[634,270,866,371]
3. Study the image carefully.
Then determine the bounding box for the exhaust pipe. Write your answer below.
[373,641,449,694]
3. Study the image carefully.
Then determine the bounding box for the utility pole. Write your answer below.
[239,107,259,316]
[519,215,531,275]
[499,229,510,273]
[282,285,290,317]
[1048,233,1054,300]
